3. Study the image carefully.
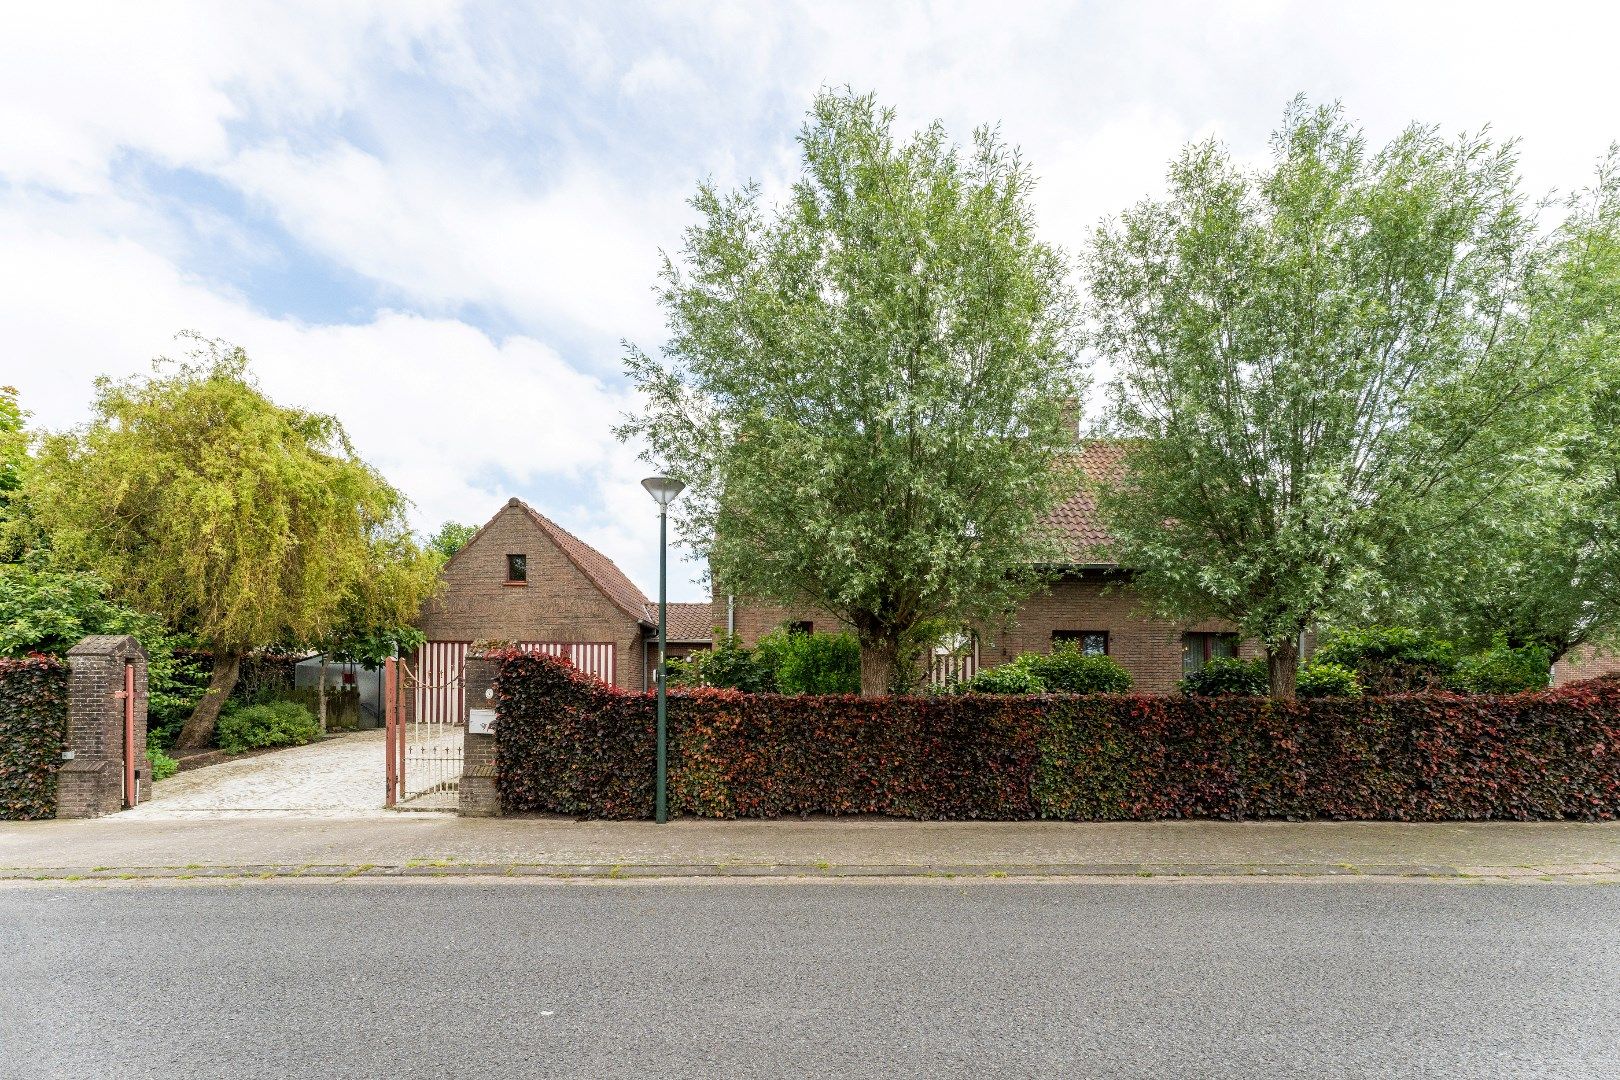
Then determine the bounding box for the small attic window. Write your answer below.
[505,554,527,584]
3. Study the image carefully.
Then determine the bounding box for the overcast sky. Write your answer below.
[3,1,1616,601]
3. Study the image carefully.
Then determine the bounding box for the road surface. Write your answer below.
[4,878,1618,1078]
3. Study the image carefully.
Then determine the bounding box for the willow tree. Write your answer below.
[30,336,439,747]
[620,89,1085,695]
[1086,100,1620,698]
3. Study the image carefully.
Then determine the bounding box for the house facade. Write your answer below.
[411,498,711,721]
[718,442,1262,695]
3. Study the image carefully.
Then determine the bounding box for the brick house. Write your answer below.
[411,498,711,719]
[719,442,1257,694]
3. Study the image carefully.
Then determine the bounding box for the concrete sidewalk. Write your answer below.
[3,815,1620,881]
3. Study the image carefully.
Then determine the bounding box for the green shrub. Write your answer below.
[1296,660,1361,698]
[1314,626,1456,693]
[1448,636,1551,695]
[146,731,178,782]
[960,663,1046,695]
[1179,657,1268,696]
[756,628,861,695]
[666,634,778,693]
[0,655,68,820]
[216,699,321,753]
[1021,645,1133,693]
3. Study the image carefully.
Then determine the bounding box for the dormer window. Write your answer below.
[506,554,527,584]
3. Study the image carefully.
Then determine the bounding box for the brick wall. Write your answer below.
[458,651,500,816]
[976,572,1257,695]
[57,635,149,818]
[418,502,648,691]
[724,571,1256,695]
[1554,643,1620,686]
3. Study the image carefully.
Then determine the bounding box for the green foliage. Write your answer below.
[0,655,68,820]
[0,386,24,512]
[1295,661,1361,699]
[1448,636,1552,695]
[493,648,1620,822]
[1179,657,1268,697]
[26,335,438,745]
[426,521,478,561]
[1314,626,1456,670]
[754,628,861,695]
[666,634,778,693]
[0,559,205,743]
[620,88,1085,694]
[28,335,436,655]
[1086,99,1620,696]
[1020,645,1133,693]
[960,663,1047,695]
[961,645,1133,695]
[146,732,178,782]
[215,700,321,754]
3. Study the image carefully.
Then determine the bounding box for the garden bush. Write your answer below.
[0,655,69,820]
[492,650,1620,822]
[960,645,1132,695]
[1446,635,1551,695]
[146,731,178,782]
[216,699,321,753]
[1295,661,1361,698]
[665,634,776,693]
[1020,645,1133,693]
[1314,626,1457,693]
[1179,657,1267,696]
[959,663,1047,695]
[755,628,862,695]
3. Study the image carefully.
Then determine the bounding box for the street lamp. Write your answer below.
[641,475,685,823]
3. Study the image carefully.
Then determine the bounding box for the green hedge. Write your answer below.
[492,651,1620,822]
[0,655,69,820]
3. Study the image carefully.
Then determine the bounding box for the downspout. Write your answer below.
[726,594,735,637]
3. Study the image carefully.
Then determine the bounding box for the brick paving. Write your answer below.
[123,731,393,817]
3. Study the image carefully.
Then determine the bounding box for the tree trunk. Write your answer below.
[1266,638,1299,700]
[175,651,243,750]
[858,638,899,698]
[317,655,330,735]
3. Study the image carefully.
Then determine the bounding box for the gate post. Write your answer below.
[57,635,148,818]
[458,649,500,817]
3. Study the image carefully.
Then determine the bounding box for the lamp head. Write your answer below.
[641,475,685,508]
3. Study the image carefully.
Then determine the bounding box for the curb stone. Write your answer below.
[2,861,1619,882]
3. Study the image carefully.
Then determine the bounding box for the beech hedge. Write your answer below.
[491,650,1620,822]
[0,655,69,820]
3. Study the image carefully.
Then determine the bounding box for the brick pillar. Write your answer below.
[458,650,500,816]
[56,635,149,818]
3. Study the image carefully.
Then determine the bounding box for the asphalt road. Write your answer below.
[3,879,1617,1079]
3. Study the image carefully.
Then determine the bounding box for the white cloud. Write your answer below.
[0,203,706,600]
[6,0,1620,606]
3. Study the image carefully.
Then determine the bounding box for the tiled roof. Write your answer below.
[512,500,656,626]
[659,602,714,642]
[1041,440,1129,566]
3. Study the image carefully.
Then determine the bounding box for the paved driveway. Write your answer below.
[126,731,392,817]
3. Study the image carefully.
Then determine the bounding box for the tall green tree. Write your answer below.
[425,521,477,561]
[1391,163,1620,659]
[620,89,1085,695]
[29,336,440,747]
[1085,100,1620,697]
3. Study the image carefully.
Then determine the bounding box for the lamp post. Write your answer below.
[641,475,685,823]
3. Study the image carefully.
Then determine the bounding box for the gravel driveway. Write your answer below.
[126,731,392,818]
